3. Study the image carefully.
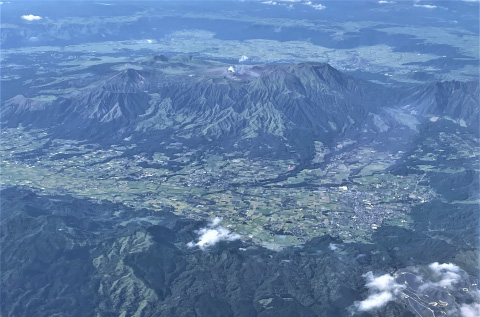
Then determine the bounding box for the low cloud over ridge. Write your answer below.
[425,262,462,289]
[187,217,241,250]
[354,272,405,311]
[354,263,480,316]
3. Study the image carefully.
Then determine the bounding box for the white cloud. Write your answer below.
[262,0,299,8]
[413,4,437,9]
[357,291,394,311]
[378,0,395,3]
[357,263,480,316]
[449,290,480,317]
[426,262,462,289]
[303,1,326,10]
[262,1,278,5]
[210,216,222,227]
[21,14,43,21]
[187,217,241,250]
[355,272,405,312]
[460,302,480,317]
[365,273,400,291]
[239,55,249,63]
[328,243,338,250]
[463,0,479,2]
[429,262,460,273]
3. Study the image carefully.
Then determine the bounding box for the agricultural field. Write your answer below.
[1,126,458,248]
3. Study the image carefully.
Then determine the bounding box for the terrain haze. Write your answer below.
[1,1,479,316]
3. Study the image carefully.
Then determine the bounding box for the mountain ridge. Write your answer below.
[2,60,478,159]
